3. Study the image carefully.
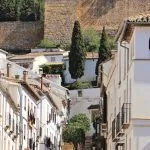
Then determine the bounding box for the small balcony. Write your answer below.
[28,109,35,128]
[112,119,119,142]
[116,112,124,137]
[121,103,131,129]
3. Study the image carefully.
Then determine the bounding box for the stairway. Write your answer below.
[84,136,92,150]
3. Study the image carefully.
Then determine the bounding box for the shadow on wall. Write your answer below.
[0,21,44,51]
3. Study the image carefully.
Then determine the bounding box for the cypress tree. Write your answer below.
[95,27,111,75]
[69,21,86,80]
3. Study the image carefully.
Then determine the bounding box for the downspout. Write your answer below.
[18,85,23,150]
[120,42,129,104]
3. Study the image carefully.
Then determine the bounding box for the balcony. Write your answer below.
[121,103,131,129]
[112,119,119,142]
[28,109,35,128]
[116,112,124,137]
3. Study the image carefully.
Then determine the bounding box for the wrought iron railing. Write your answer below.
[121,103,131,129]
[112,118,116,140]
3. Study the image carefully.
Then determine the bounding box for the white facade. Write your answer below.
[102,18,150,150]
[0,79,21,150]
[0,52,69,150]
[63,58,98,84]
[69,88,100,136]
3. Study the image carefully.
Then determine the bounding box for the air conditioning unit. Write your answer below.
[101,123,107,132]
[100,123,107,137]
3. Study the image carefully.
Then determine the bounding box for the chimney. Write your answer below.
[23,71,28,82]
[7,63,11,78]
[41,76,43,90]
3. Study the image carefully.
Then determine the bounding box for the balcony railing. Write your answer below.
[112,119,119,142]
[116,112,124,137]
[121,103,131,129]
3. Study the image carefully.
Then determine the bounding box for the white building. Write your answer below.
[8,49,66,74]
[63,52,98,84]
[0,79,20,150]
[69,88,100,136]
[0,48,70,150]
[100,14,150,150]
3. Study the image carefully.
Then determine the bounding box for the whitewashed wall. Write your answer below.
[63,59,98,84]
[69,88,100,136]
[45,55,63,63]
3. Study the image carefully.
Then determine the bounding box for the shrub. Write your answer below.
[38,39,57,48]
[69,81,92,90]
[83,28,100,52]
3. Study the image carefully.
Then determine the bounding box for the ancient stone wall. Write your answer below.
[0,21,43,50]
[44,0,76,44]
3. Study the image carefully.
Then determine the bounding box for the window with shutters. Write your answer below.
[24,124,26,140]
[149,38,150,50]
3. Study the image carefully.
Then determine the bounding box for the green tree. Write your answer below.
[20,0,39,21]
[62,114,90,150]
[95,27,111,75]
[70,113,90,132]
[69,20,86,80]
[62,124,85,150]
[82,28,100,52]
[0,0,17,21]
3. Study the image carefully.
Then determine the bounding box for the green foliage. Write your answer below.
[70,113,90,132]
[69,20,86,80]
[38,39,57,48]
[0,0,44,21]
[69,81,92,90]
[0,0,17,21]
[40,64,64,74]
[107,36,117,50]
[82,28,100,52]
[62,114,90,149]
[40,64,50,74]
[95,27,112,75]
[62,125,85,150]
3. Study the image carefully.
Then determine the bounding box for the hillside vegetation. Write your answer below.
[76,0,150,30]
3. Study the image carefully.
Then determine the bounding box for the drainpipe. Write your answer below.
[120,42,129,104]
[18,85,23,150]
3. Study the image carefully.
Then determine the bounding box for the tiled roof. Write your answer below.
[116,13,150,42]
[9,51,65,60]
[127,14,150,23]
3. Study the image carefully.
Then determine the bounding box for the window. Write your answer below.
[124,49,127,79]
[51,57,56,62]
[24,96,26,110]
[34,106,36,114]
[119,50,121,85]
[149,38,150,50]
[78,90,82,97]
[24,124,26,140]
[0,94,1,114]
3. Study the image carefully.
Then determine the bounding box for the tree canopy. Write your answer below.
[82,28,100,52]
[95,27,112,75]
[69,20,86,80]
[62,113,90,150]
[0,0,43,21]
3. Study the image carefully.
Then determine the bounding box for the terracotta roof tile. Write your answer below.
[127,13,150,23]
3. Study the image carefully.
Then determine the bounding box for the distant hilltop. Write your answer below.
[0,0,150,51]
[76,0,150,30]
